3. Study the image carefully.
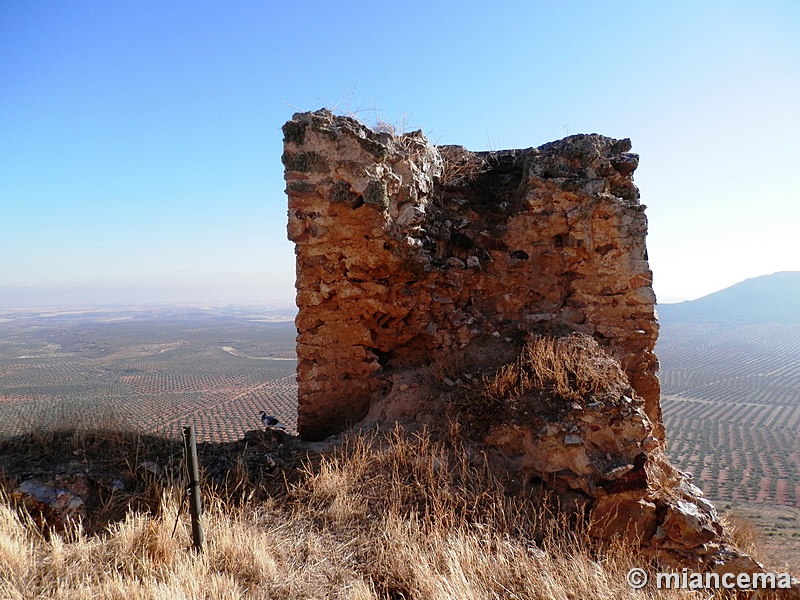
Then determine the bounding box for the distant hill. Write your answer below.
[657,271,800,324]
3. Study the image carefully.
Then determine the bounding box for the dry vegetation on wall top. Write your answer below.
[3,422,788,600]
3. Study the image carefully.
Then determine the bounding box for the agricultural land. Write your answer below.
[0,306,298,443]
[2,297,799,570]
[657,293,800,567]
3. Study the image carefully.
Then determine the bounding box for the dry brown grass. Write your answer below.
[483,334,630,404]
[437,145,489,185]
[1,424,730,599]
[721,511,764,561]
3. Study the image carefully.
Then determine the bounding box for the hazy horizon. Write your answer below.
[0,272,297,311]
[0,285,295,312]
[3,270,799,313]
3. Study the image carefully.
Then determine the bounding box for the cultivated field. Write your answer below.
[657,322,800,508]
[4,310,797,509]
[0,307,298,443]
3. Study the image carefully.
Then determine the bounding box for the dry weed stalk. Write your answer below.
[720,511,762,558]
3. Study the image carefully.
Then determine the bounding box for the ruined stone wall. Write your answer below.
[283,109,660,441]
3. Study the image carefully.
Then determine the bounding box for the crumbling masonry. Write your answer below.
[283,109,660,442]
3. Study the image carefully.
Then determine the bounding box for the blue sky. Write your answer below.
[1,0,798,308]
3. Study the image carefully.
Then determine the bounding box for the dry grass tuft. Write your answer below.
[1,424,720,599]
[721,511,763,559]
[437,145,489,185]
[484,334,630,403]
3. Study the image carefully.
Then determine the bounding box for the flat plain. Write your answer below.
[3,308,797,505]
[0,306,298,443]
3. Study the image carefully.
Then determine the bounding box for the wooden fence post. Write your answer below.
[182,424,204,552]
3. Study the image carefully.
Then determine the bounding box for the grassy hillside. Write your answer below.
[3,331,797,598]
[0,424,781,599]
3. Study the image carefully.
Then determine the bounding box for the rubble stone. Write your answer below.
[12,476,87,529]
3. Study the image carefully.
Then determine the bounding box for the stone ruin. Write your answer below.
[283,109,800,589]
[284,109,659,441]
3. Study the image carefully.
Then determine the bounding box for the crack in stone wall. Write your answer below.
[283,109,660,442]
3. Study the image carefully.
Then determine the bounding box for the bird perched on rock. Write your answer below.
[260,411,286,430]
